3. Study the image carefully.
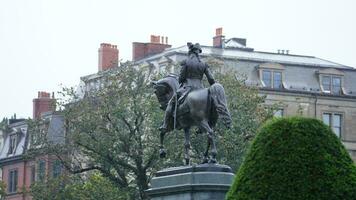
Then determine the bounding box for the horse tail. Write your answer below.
[209,83,232,128]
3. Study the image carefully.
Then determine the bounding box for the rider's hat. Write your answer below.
[187,42,202,54]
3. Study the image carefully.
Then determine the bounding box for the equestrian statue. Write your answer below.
[152,42,232,165]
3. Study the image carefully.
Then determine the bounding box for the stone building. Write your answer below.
[130,28,356,162]
[77,29,356,163]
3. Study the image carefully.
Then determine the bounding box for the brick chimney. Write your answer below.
[98,43,119,71]
[132,35,171,61]
[33,91,56,119]
[213,27,225,48]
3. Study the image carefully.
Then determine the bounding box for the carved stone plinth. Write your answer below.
[146,164,234,200]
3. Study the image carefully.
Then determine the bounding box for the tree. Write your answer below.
[30,173,128,200]
[0,181,6,200]
[30,60,273,199]
[226,117,356,200]
[45,63,162,199]
[0,117,9,132]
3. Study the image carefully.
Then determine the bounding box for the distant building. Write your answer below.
[131,28,356,162]
[78,28,356,164]
[0,92,64,200]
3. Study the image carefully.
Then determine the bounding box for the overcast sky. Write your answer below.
[0,0,355,119]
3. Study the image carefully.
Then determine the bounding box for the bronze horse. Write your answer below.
[152,74,231,165]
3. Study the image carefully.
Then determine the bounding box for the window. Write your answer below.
[349,150,356,157]
[262,69,283,89]
[52,160,62,178]
[8,135,17,154]
[262,70,272,87]
[321,75,342,95]
[332,77,341,94]
[333,114,342,137]
[322,113,342,137]
[274,109,284,117]
[322,76,331,92]
[30,166,36,184]
[273,71,282,89]
[8,169,18,193]
[37,160,46,181]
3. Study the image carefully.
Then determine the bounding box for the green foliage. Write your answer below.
[55,62,161,199]
[226,117,356,200]
[30,176,71,200]
[30,59,272,199]
[215,71,273,171]
[31,173,128,200]
[0,118,9,132]
[0,181,6,200]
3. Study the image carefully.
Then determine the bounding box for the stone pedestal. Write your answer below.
[146,164,234,200]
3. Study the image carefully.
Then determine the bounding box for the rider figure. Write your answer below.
[159,42,216,133]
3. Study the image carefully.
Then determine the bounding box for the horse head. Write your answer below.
[152,74,179,110]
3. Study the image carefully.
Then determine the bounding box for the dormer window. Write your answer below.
[321,75,342,95]
[317,68,344,95]
[8,134,17,154]
[261,69,283,89]
[258,63,285,89]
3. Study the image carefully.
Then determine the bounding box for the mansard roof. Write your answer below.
[0,120,28,160]
[136,45,353,70]
[0,112,65,163]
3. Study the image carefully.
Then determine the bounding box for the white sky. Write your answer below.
[0,0,355,119]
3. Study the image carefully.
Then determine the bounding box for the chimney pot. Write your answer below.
[150,35,161,43]
[98,42,119,71]
[33,91,56,119]
[213,27,225,48]
[132,34,172,61]
[216,27,223,36]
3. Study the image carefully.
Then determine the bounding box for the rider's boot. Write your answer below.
[159,117,169,133]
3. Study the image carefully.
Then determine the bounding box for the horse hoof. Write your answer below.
[159,149,167,158]
[185,159,190,166]
[209,158,217,164]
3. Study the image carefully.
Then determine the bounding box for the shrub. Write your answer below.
[226,117,356,200]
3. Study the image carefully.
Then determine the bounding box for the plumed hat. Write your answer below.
[187,42,202,54]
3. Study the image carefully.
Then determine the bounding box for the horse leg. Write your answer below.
[183,128,191,165]
[159,131,166,158]
[202,135,210,164]
[208,132,217,164]
[200,120,217,164]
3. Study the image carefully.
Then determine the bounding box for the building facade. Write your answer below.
[0,92,64,200]
[76,29,356,164]
[129,28,356,162]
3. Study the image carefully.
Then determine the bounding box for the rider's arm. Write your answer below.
[179,60,187,84]
[205,64,216,85]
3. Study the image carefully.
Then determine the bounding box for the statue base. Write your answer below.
[146,163,234,200]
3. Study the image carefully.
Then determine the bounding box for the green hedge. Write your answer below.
[226,117,356,200]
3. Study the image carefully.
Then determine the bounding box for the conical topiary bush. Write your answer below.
[226,117,356,200]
